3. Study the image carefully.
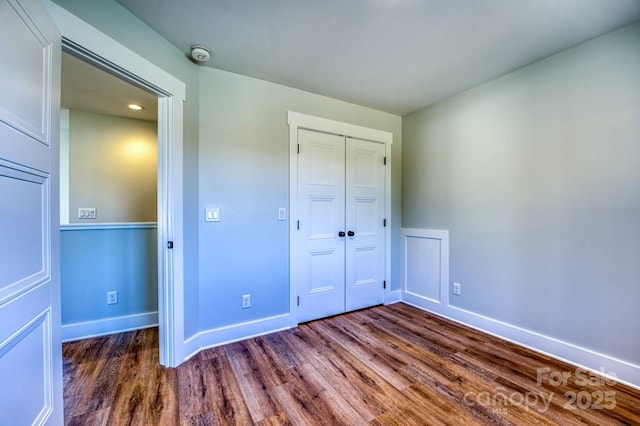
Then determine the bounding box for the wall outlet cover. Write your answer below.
[453,282,461,296]
[242,294,251,308]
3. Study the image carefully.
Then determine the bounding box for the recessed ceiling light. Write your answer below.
[128,104,144,111]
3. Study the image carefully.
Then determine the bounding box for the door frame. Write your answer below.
[287,111,393,326]
[46,3,186,366]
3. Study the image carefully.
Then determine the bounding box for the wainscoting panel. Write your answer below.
[400,228,449,307]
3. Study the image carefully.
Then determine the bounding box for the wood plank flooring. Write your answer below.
[63,303,640,425]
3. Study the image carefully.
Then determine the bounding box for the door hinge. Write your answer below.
[297,296,300,306]
[383,156,387,165]
[297,144,300,154]
[297,220,300,230]
[383,280,387,289]
[167,241,174,249]
[383,218,387,227]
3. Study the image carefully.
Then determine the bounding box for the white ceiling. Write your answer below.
[61,52,158,122]
[114,0,640,116]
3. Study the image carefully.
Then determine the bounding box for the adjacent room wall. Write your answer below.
[402,22,640,366]
[198,67,402,331]
[68,110,157,223]
[61,226,158,340]
[61,109,159,339]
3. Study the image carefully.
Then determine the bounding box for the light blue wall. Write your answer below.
[198,68,402,330]
[402,22,640,364]
[61,227,158,324]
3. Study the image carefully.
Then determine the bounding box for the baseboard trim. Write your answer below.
[401,296,640,390]
[62,311,158,342]
[183,313,291,362]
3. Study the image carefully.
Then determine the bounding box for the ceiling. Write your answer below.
[114,0,640,116]
[61,52,158,122]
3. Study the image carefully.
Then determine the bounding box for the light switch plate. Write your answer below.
[205,207,220,222]
[278,207,286,221]
[78,208,97,219]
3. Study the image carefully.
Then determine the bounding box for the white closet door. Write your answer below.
[345,138,386,311]
[297,129,346,322]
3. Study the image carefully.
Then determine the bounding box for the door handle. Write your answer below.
[347,230,355,237]
[338,231,346,237]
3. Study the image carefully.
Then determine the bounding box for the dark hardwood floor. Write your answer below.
[63,303,640,425]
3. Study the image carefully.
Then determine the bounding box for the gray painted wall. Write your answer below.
[402,22,640,364]
[197,67,402,330]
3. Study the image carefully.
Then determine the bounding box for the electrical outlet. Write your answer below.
[453,282,461,296]
[242,294,251,308]
[107,291,118,305]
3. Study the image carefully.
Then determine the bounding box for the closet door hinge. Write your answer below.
[383,280,387,289]
[297,220,300,230]
[383,218,387,227]
[297,296,300,306]
[383,156,387,165]
[297,144,300,154]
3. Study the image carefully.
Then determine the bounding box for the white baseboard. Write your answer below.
[62,311,158,342]
[385,289,401,304]
[401,297,640,390]
[183,313,291,362]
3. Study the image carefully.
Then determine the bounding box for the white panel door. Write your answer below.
[297,129,346,322]
[345,138,386,311]
[297,129,385,322]
[0,0,62,424]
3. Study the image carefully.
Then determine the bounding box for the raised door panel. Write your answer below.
[0,0,53,172]
[297,129,345,322]
[0,0,61,423]
[0,165,49,301]
[0,285,53,425]
[345,139,385,311]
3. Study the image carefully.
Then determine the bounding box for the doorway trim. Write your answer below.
[46,3,186,366]
[287,111,393,326]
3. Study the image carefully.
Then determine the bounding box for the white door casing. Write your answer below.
[0,0,63,423]
[289,112,392,325]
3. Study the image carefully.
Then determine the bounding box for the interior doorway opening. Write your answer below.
[59,50,160,344]
[49,12,187,364]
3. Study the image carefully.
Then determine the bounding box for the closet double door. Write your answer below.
[297,129,386,323]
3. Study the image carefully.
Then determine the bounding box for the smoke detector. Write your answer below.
[190,45,211,63]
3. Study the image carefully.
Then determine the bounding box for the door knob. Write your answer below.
[347,230,355,237]
[338,231,346,237]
